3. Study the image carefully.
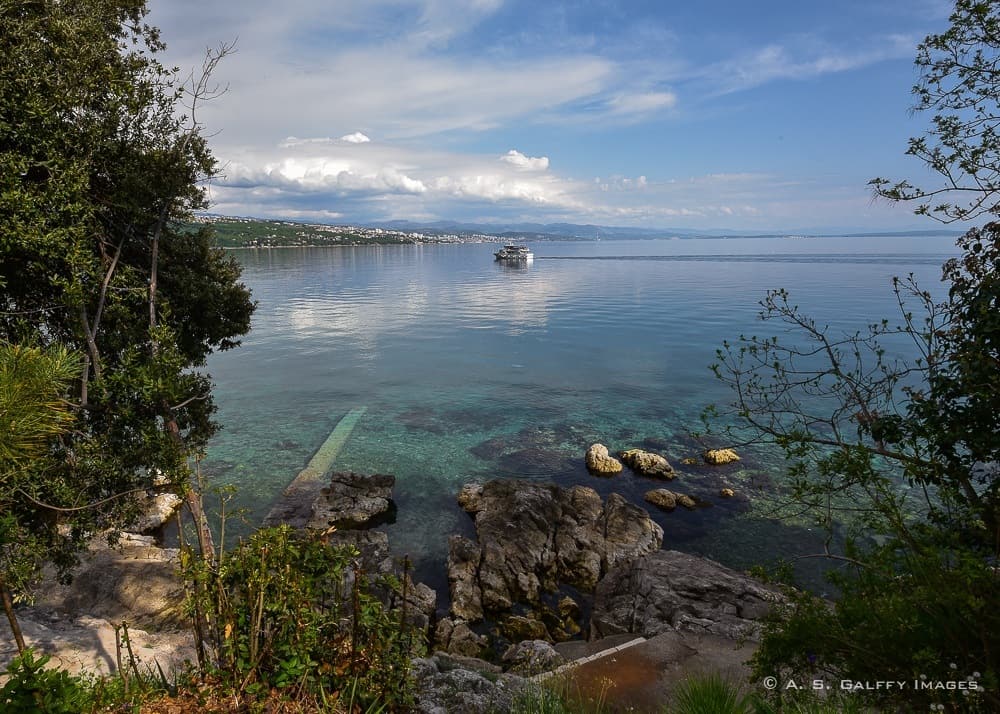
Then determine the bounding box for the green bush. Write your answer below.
[181,525,419,710]
[0,649,93,714]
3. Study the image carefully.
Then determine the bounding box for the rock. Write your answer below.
[502,614,550,642]
[645,489,697,511]
[32,539,185,629]
[0,610,195,679]
[704,448,740,465]
[132,491,183,534]
[620,449,674,479]
[384,576,437,645]
[644,489,677,510]
[325,529,393,575]
[720,488,736,498]
[558,596,581,621]
[603,494,664,570]
[502,640,566,675]
[680,457,699,466]
[448,535,484,621]
[447,480,663,633]
[675,493,697,509]
[308,471,395,529]
[458,483,485,512]
[590,550,784,642]
[433,618,489,658]
[411,653,528,714]
[585,443,623,475]
[448,621,489,658]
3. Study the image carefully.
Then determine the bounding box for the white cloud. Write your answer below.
[501,150,550,171]
[704,35,916,95]
[340,132,372,144]
[606,91,677,116]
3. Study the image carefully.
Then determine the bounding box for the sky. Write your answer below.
[146,0,957,232]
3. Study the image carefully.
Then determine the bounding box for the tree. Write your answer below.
[0,344,81,653]
[0,0,254,615]
[871,0,1000,222]
[711,2,1000,708]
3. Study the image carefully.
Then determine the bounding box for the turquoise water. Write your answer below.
[201,236,958,593]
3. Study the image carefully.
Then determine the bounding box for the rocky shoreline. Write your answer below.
[2,443,783,711]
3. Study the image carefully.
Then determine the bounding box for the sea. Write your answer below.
[200,235,959,595]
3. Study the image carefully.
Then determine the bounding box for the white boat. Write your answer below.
[494,244,534,262]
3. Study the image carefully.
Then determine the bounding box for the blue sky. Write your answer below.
[147,0,956,232]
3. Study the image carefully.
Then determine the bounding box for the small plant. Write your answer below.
[671,673,752,714]
[0,648,94,714]
[509,675,611,714]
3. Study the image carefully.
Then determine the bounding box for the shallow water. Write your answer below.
[201,235,958,594]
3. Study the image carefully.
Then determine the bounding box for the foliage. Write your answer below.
[871,0,1000,222]
[0,649,94,714]
[671,673,753,714]
[710,227,1000,709]
[0,0,254,603]
[179,525,419,711]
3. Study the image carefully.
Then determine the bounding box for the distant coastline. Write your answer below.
[190,214,966,250]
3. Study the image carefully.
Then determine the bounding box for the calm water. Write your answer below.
[202,236,958,594]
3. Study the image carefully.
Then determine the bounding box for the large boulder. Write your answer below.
[411,653,528,714]
[585,443,623,475]
[308,471,395,529]
[590,550,783,642]
[448,480,663,628]
[502,639,566,675]
[620,449,674,479]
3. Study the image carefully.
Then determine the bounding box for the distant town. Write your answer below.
[191,215,517,248]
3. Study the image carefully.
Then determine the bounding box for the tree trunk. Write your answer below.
[0,574,26,655]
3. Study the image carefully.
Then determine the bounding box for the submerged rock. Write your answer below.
[585,443,623,475]
[620,449,675,479]
[704,448,741,465]
[590,550,783,642]
[644,489,697,511]
[720,487,736,498]
[309,471,395,529]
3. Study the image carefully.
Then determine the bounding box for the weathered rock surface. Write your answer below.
[308,471,395,529]
[502,639,566,675]
[132,491,183,534]
[590,550,783,642]
[720,487,736,498]
[620,449,675,479]
[434,618,489,658]
[450,480,662,628]
[585,443,623,475]
[0,610,195,679]
[411,653,528,714]
[644,489,697,511]
[32,539,185,630]
[326,529,393,574]
[704,448,741,465]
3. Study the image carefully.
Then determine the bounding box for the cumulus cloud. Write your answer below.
[500,150,550,171]
[340,132,371,143]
